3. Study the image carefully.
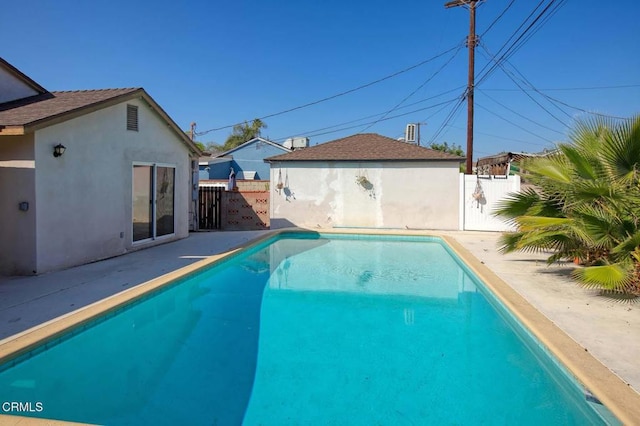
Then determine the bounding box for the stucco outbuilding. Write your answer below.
[0,57,201,275]
[265,133,464,230]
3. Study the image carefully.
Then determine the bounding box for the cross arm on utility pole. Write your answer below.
[445,0,476,9]
[445,0,465,8]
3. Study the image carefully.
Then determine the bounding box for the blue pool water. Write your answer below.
[0,233,615,424]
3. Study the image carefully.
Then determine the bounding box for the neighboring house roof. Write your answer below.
[199,157,232,166]
[0,87,201,154]
[215,137,291,158]
[476,151,542,176]
[265,133,464,162]
[476,152,539,167]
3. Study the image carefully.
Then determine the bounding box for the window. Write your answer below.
[127,104,139,131]
[133,164,175,242]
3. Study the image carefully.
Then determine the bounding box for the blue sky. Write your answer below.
[3,0,639,159]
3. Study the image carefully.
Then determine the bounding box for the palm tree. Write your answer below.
[223,119,267,150]
[494,115,640,295]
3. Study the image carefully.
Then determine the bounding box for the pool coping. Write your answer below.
[1,227,639,425]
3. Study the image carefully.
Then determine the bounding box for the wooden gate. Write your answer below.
[199,186,222,230]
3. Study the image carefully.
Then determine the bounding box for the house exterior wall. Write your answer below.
[269,161,460,230]
[0,66,39,103]
[0,135,37,274]
[33,98,192,273]
[200,158,232,181]
[210,142,286,180]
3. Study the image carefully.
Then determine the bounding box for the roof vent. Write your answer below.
[127,104,138,131]
[405,124,417,144]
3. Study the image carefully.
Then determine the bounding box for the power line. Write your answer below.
[529,91,630,120]
[195,44,464,136]
[274,86,464,140]
[428,95,467,143]
[480,0,515,37]
[482,84,640,92]
[474,0,547,86]
[273,97,462,141]
[507,0,567,59]
[499,56,629,120]
[478,45,571,127]
[478,88,564,134]
[476,0,563,87]
[476,102,555,143]
[430,0,565,157]
[448,124,553,147]
[357,43,465,133]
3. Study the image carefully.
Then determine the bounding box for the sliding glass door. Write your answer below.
[133,165,153,242]
[156,166,175,237]
[133,164,175,242]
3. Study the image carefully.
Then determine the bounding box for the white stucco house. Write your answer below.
[0,57,201,275]
[264,133,464,230]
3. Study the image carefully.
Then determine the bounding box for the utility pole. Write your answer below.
[190,122,197,141]
[445,0,480,174]
[416,122,426,146]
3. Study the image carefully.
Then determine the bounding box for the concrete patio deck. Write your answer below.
[0,230,638,419]
[0,231,270,340]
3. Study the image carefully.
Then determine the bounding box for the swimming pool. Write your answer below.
[0,232,623,424]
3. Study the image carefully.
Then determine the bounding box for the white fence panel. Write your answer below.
[461,174,520,231]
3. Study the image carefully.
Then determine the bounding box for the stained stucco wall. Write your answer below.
[33,98,192,273]
[269,161,460,230]
[0,135,37,275]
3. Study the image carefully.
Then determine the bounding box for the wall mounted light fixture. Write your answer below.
[53,143,66,158]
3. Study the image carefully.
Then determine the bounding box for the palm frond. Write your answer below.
[497,232,525,254]
[493,189,542,220]
[526,157,573,184]
[602,115,640,184]
[559,144,597,180]
[572,262,634,291]
[610,232,640,262]
[514,215,572,229]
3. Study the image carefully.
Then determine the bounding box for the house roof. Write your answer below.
[0,57,48,95]
[0,87,201,155]
[215,137,291,158]
[0,88,140,128]
[264,133,464,162]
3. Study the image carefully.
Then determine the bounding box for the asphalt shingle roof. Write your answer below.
[0,88,141,127]
[265,133,464,162]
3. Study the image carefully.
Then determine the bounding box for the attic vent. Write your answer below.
[127,104,139,131]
